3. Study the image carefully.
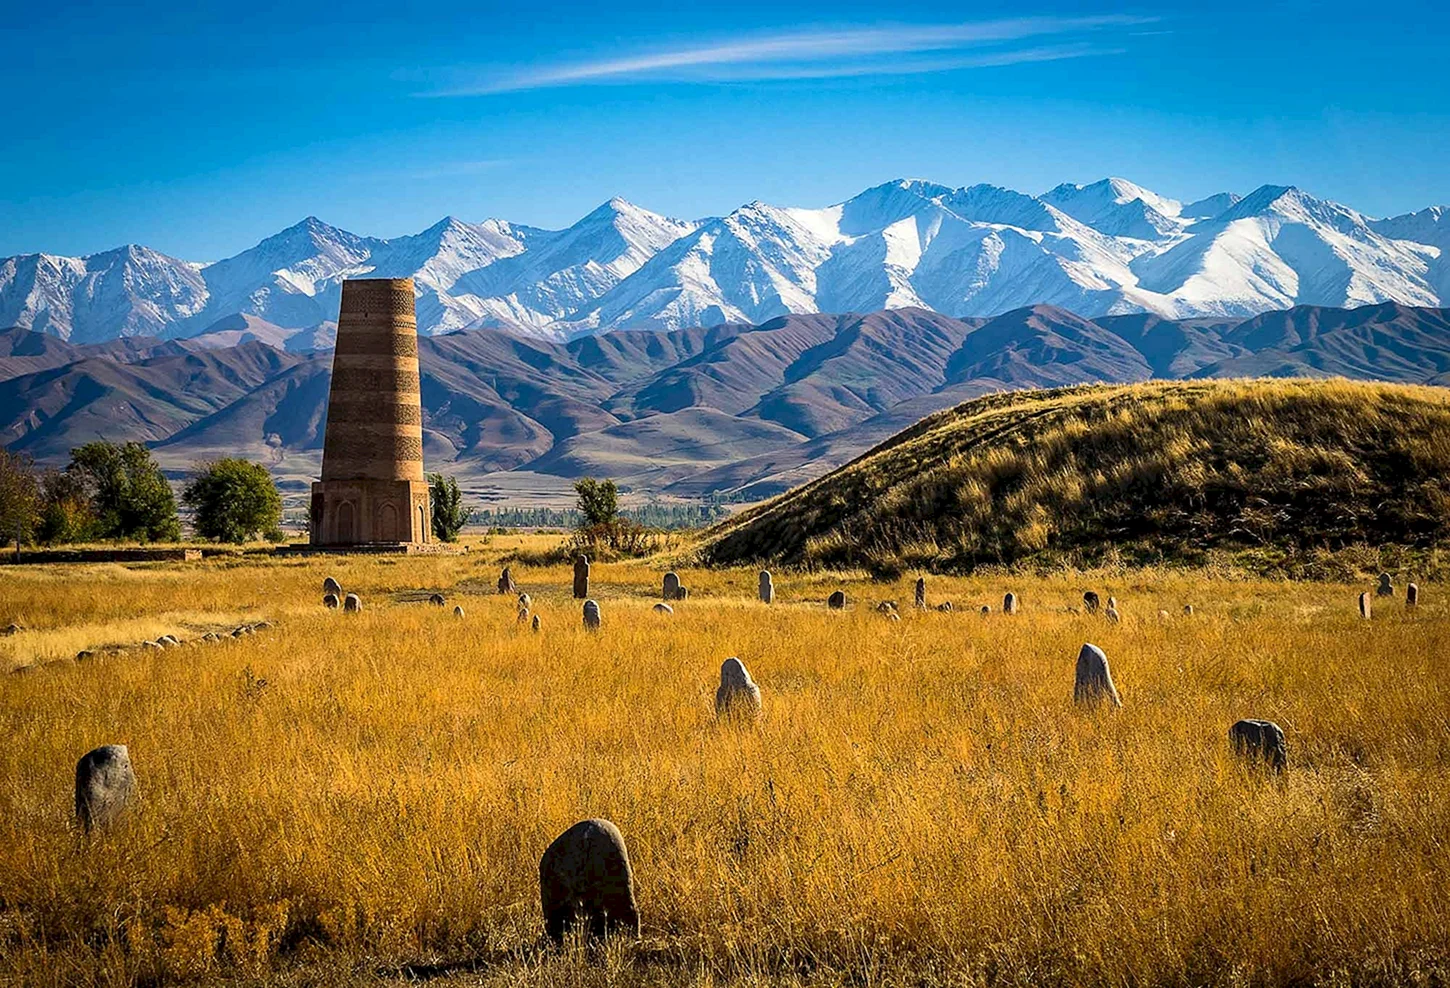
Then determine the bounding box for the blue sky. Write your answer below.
[2,0,1447,260]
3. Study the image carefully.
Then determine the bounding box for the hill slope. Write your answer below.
[700,379,1450,572]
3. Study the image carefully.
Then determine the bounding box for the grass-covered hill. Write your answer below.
[699,379,1450,574]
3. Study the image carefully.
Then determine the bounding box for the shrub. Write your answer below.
[183,459,283,543]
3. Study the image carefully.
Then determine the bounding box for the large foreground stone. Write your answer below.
[539,819,640,943]
[1073,643,1121,708]
[75,744,136,832]
[1229,719,1287,772]
[715,657,762,722]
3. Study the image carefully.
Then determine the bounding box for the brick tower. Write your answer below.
[309,278,431,546]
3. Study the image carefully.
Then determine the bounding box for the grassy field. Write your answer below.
[1,537,1448,986]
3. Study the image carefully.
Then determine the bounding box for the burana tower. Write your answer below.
[310,278,431,547]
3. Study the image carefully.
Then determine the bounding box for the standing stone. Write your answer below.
[323,577,342,596]
[676,587,688,600]
[428,592,446,607]
[662,572,681,601]
[518,593,532,610]
[573,555,590,600]
[914,577,927,610]
[1407,582,1419,609]
[827,590,846,610]
[1376,572,1394,597]
[75,744,137,832]
[1229,719,1287,772]
[1183,604,1194,616]
[758,570,774,604]
[1359,591,1372,619]
[1107,596,1119,612]
[539,819,639,943]
[1083,591,1100,613]
[876,601,898,614]
[715,657,762,722]
[531,614,541,633]
[653,603,673,615]
[1003,592,1018,615]
[323,593,340,609]
[1073,643,1121,708]
[582,599,601,631]
[518,604,531,623]
[498,567,516,594]
[344,593,362,613]
[936,602,953,612]
[979,605,991,616]
[1105,606,1121,624]
[453,605,465,619]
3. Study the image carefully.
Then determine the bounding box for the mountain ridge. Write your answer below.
[4,178,1448,346]
[2,300,1448,503]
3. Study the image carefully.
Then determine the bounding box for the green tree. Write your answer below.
[574,477,619,527]
[0,451,40,552]
[36,468,96,544]
[429,473,468,543]
[183,458,283,543]
[67,441,181,542]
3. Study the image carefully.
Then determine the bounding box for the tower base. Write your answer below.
[309,479,431,546]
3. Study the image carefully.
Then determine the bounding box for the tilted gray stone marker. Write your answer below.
[662,572,681,601]
[582,599,601,631]
[914,577,926,610]
[758,571,774,604]
[344,593,362,613]
[715,656,762,722]
[453,605,465,619]
[75,744,137,832]
[1183,604,1194,616]
[539,819,640,943]
[1229,719,1287,772]
[1377,572,1394,597]
[498,567,516,594]
[1105,605,1121,624]
[1073,643,1121,708]
[1003,592,1018,614]
[573,555,590,600]
[1083,591,1100,613]
[827,590,846,610]
[323,577,342,596]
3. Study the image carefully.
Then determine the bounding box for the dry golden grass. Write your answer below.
[702,379,1450,576]
[1,537,1448,986]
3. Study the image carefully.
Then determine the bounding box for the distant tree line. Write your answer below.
[472,499,727,532]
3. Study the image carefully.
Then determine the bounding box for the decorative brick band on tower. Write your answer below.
[310,278,431,546]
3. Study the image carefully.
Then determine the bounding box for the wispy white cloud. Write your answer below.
[424,15,1156,96]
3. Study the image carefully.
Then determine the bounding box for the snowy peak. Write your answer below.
[1042,178,1184,239]
[3,177,1447,344]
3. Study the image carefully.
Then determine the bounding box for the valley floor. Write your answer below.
[1,538,1447,986]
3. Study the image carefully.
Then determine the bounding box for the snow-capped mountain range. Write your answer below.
[3,178,1446,345]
